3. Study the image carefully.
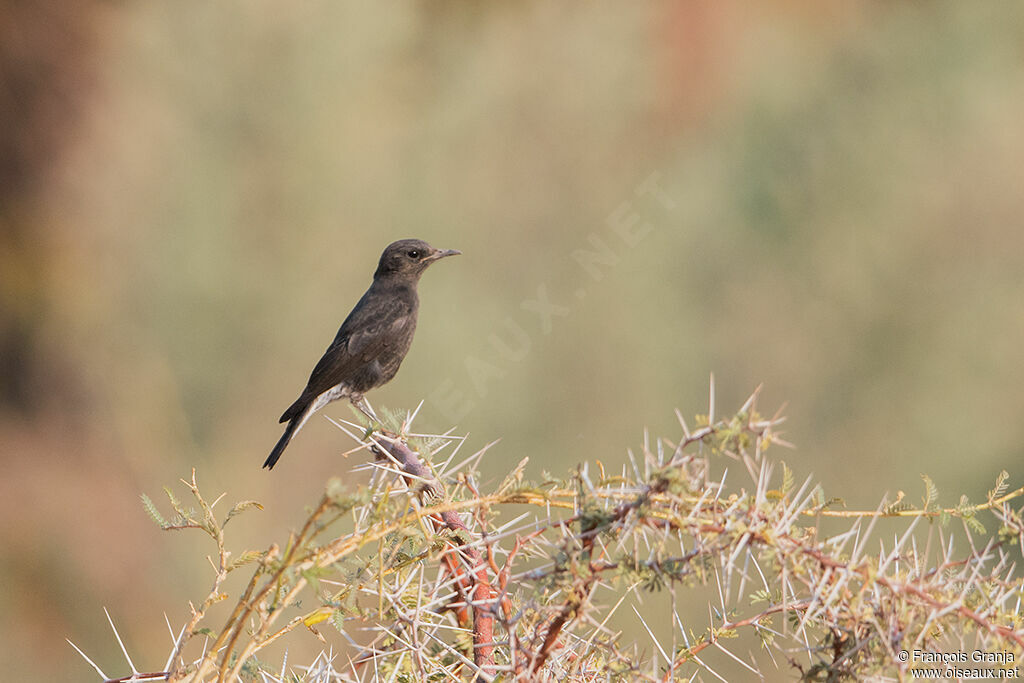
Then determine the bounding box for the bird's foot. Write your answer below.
[352,395,381,429]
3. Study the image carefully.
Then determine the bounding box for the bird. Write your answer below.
[264,238,460,470]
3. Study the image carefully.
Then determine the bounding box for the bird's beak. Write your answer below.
[429,248,461,261]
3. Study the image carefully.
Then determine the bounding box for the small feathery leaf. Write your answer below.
[921,473,939,512]
[989,470,1010,504]
[141,494,168,528]
[163,485,184,516]
[224,500,263,527]
[227,549,265,572]
[964,514,987,535]
[781,461,794,496]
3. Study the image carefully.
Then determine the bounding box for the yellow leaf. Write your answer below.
[303,607,334,628]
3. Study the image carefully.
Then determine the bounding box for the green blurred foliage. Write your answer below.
[2,1,1023,680]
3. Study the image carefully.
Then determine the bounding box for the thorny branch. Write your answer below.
[369,434,498,677]
[89,388,1024,682]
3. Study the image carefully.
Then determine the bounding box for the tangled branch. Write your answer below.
[77,388,1024,681]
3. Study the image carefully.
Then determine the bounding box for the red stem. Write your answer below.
[374,435,497,676]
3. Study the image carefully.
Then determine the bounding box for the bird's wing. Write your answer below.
[278,287,415,424]
[303,292,414,395]
[346,314,412,357]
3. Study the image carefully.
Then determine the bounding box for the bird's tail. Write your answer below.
[263,419,300,469]
[265,389,338,469]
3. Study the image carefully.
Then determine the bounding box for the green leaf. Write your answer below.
[964,515,987,535]
[989,471,1009,504]
[921,474,939,512]
[224,500,263,527]
[163,486,184,515]
[227,549,264,572]
[780,461,794,496]
[141,494,168,528]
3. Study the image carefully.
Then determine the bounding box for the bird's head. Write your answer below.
[374,239,461,280]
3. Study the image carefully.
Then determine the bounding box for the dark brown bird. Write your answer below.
[264,239,460,469]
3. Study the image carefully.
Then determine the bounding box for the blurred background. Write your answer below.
[3,1,1023,679]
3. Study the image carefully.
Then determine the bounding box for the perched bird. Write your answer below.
[264,239,460,470]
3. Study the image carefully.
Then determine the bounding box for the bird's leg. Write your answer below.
[351,393,380,425]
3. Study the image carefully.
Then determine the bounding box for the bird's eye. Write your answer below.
[407,250,420,259]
